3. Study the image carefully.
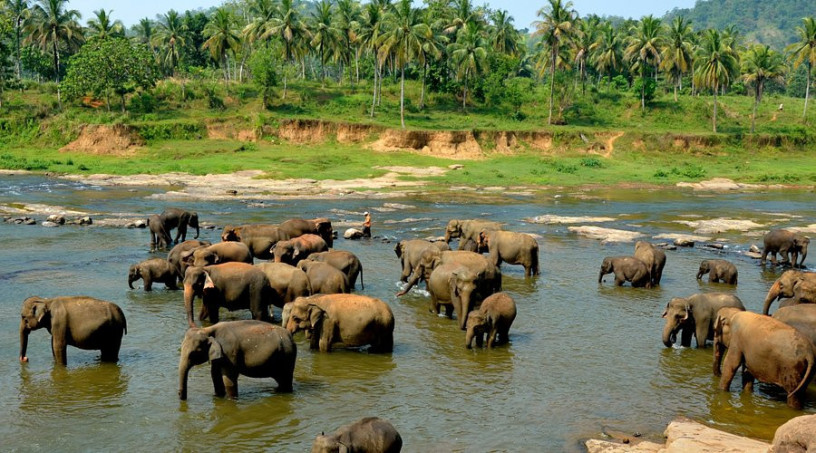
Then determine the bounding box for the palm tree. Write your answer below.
[264,0,310,98]
[243,0,277,46]
[24,0,84,108]
[787,17,816,122]
[359,0,387,116]
[154,10,186,77]
[378,0,432,128]
[443,0,481,37]
[572,16,600,94]
[592,21,621,89]
[660,16,694,102]
[417,10,444,109]
[449,21,486,111]
[6,0,29,79]
[133,17,156,56]
[310,0,340,86]
[202,7,241,81]
[742,44,786,133]
[624,15,663,111]
[490,9,520,57]
[86,9,124,39]
[532,0,575,125]
[335,0,360,85]
[694,29,739,133]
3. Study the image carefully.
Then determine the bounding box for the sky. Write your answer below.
[69,0,700,29]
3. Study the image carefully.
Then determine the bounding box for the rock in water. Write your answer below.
[41,221,60,228]
[46,214,65,225]
[344,228,364,239]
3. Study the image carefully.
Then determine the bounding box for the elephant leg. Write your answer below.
[694,323,708,348]
[444,303,454,318]
[680,327,693,348]
[741,368,754,393]
[222,371,238,398]
[373,331,394,353]
[319,318,335,353]
[429,294,439,314]
[100,334,122,362]
[143,275,153,291]
[52,335,68,366]
[487,326,498,348]
[718,349,742,391]
[210,364,226,397]
[475,334,484,348]
[166,278,179,290]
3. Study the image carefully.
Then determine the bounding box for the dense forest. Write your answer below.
[0,0,815,135]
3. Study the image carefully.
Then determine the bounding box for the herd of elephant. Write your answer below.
[15,205,816,449]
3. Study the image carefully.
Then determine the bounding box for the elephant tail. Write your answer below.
[360,266,364,290]
[790,353,815,398]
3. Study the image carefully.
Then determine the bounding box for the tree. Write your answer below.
[133,17,156,56]
[243,0,276,45]
[592,21,621,89]
[533,0,575,125]
[449,21,486,110]
[202,7,240,81]
[378,0,431,128]
[359,0,387,117]
[86,9,123,39]
[6,0,29,79]
[63,37,157,113]
[154,10,185,77]
[624,15,663,111]
[310,0,340,86]
[490,9,520,57]
[24,0,84,108]
[335,0,360,85]
[742,44,786,133]
[263,0,310,99]
[249,45,278,108]
[787,17,816,122]
[572,16,600,94]
[694,29,739,133]
[660,16,694,102]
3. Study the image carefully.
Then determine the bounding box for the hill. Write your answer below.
[664,0,809,49]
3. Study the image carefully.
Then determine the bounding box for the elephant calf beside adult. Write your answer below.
[428,256,501,330]
[762,270,816,315]
[256,262,312,307]
[128,258,180,291]
[304,250,364,290]
[183,242,253,268]
[160,208,200,244]
[444,219,502,251]
[598,256,651,288]
[478,230,539,277]
[297,260,350,295]
[279,217,334,248]
[696,259,738,285]
[147,214,173,252]
[271,234,328,266]
[221,224,290,260]
[168,240,212,283]
[661,293,744,348]
[182,262,274,328]
[466,292,517,349]
[762,228,809,268]
[634,241,666,286]
[394,239,450,283]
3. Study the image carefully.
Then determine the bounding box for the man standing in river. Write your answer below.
[363,211,371,238]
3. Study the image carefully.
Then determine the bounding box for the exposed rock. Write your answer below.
[344,228,364,239]
[41,221,60,228]
[677,178,782,192]
[383,217,434,224]
[585,439,663,453]
[568,226,643,243]
[126,219,147,229]
[772,414,816,453]
[382,202,417,210]
[46,214,65,225]
[653,233,712,246]
[371,130,484,159]
[527,215,616,224]
[744,251,763,259]
[8,216,36,225]
[749,244,761,253]
[674,218,764,234]
[787,224,816,234]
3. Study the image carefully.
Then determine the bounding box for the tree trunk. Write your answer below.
[370,62,378,118]
[282,73,288,100]
[121,93,127,114]
[713,84,718,133]
[641,77,646,111]
[400,63,405,129]
[420,61,426,110]
[548,49,556,125]
[804,63,811,123]
[54,41,62,110]
[751,94,758,134]
[14,24,22,80]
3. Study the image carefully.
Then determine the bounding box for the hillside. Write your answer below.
[664,0,809,49]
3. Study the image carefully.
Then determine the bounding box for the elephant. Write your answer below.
[762,270,816,315]
[713,307,816,409]
[19,296,127,366]
[304,250,364,290]
[397,250,501,297]
[633,241,666,286]
[478,230,540,277]
[394,239,450,282]
[696,259,738,285]
[178,320,296,400]
[460,239,482,253]
[661,293,745,348]
[312,417,402,453]
[427,259,499,330]
[167,240,212,283]
[182,262,273,328]
[298,260,350,295]
[598,256,651,288]
[444,219,502,250]
[256,262,312,308]
[772,304,816,346]
[182,241,253,268]
[465,292,517,349]
[762,229,810,267]
[280,217,334,248]
[271,234,329,265]
[772,414,816,453]
[128,258,180,291]
[221,224,290,260]
[146,214,172,252]
[160,207,200,243]
[285,294,394,353]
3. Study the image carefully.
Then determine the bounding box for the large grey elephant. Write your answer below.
[304,250,364,289]
[762,270,816,315]
[714,307,816,409]
[167,240,212,283]
[312,417,402,453]
[297,260,350,295]
[444,219,502,250]
[465,292,517,349]
[762,229,810,267]
[397,250,501,296]
[772,304,816,346]
[160,208,200,243]
[271,234,328,265]
[19,296,127,366]
[280,217,334,248]
[128,258,180,291]
[634,241,666,286]
[696,259,738,285]
[394,239,449,282]
[285,294,394,353]
[661,293,744,348]
[221,224,290,260]
[256,262,312,307]
[182,262,273,328]
[178,320,296,400]
[183,242,253,268]
[147,214,172,252]
[598,256,651,288]
[427,257,500,330]
[478,230,539,277]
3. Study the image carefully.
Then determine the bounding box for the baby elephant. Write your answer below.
[128,258,180,291]
[19,296,127,366]
[696,259,738,284]
[312,417,402,453]
[178,320,296,400]
[598,256,651,288]
[466,292,517,348]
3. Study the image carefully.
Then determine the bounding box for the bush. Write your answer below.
[580,157,604,168]
[130,92,158,114]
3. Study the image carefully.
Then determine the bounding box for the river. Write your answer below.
[0,174,813,452]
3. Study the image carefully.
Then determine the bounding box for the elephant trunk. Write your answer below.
[598,270,605,284]
[762,280,782,315]
[179,356,192,400]
[799,245,808,267]
[662,321,677,348]
[183,284,197,328]
[128,272,137,290]
[19,319,29,362]
[444,231,451,243]
[194,224,200,240]
[695,269,704,280]
[465,328,475,349]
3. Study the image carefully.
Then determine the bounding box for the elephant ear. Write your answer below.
[308,304,325,328]
[394,241,404,258]
[203,271,216,290]
[33,301,49,324]
[207,337,223,362]
[181,250,195,265]
[682,305,691,321]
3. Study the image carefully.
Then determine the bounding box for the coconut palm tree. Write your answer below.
[154,10,186,77]
[133,17,156,56]
[449,21,486,111]
[624,15,663,111]
[6,0,29,79]
[592,21,621,89]
[787,17,816,122]
[442,0,480,38]
[264,0,310,97]
[202,7,241,81]
[694,29,739,133]
[243,0,277,46]
[490,9,520,57]
[417,10,444,109]
[359,0,387,116]
[533,0,575,125]
[24,0,84,108]
[660,16,694,102]
[742,44,786,133]
[310,0,340,86]
[335,0,360,85]
[86,9,124,39]
[378,0,431,128]
[572,15,600,94]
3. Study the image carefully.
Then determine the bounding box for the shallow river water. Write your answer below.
[0,174,814,452]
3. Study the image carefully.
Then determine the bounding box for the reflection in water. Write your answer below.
[19,363,129,414]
